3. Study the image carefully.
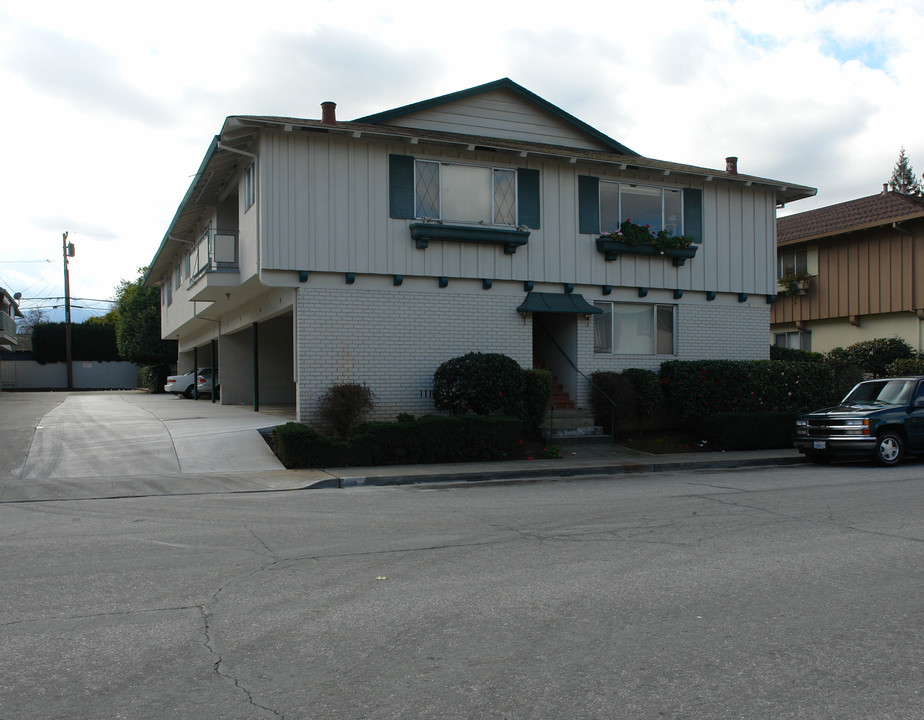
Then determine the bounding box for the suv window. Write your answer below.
[844,380,915,405]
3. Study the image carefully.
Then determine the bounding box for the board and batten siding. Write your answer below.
[376,88,613,151]
[771,225,924,324]
[259,131,779,296]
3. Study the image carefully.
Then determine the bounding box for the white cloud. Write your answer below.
[1,0,922,321]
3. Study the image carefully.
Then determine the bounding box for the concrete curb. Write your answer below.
[306,453,808,489]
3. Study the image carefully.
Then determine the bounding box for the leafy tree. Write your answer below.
[113,268,176,365]
[887,146,923,195]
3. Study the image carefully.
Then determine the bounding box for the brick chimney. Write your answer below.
[321,101,337,124]
[725,156,738,175]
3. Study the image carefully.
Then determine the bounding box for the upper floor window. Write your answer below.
[415,161,517,225]
[173,265,181,290]
[778,248,807,279]
[244,165,255,211]
[578,175,703,242]
[600,181,684,235]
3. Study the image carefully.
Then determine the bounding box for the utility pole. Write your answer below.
[63,231,74,390]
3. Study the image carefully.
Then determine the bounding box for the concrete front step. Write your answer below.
[540,408,608,442]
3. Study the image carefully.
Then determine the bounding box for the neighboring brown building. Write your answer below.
[771,188,924,354]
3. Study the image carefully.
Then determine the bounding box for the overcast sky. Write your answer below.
[2,0,921,323]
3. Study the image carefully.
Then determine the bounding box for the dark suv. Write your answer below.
[794,376,924,466]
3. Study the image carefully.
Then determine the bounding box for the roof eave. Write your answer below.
[143,135,221,288]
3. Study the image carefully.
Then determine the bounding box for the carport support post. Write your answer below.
[210,339,217,404]
[192,346,198,400]
[252,321,259,412]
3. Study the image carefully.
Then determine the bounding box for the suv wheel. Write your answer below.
[874,432,904,467]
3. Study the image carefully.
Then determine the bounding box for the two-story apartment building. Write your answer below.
[772,188,924,354]
[145,78,815,422]
[0,287,22,391]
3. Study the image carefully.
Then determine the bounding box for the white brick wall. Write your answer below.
[296,283,532,423]
[294,280,771,422]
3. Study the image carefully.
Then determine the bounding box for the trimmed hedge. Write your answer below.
[273,415,524,469]
[697,412,798,450]
[589,371,637,433]
[31,321,119,363]
[520,368,552,432]
[659,359,837,418]
[769,345,825,363]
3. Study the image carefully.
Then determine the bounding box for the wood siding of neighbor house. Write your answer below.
[258,131,780,296]
[771,223,924,325]
[373,89,614,151]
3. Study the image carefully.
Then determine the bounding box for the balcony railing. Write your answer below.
[189,228,239,282]
[1,310,16,339]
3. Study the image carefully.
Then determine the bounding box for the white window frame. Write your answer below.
[774,331,811,351]
[599,180,684,235]
[414,160,518,226]
[594,301,676,355]
[778,248,807,279]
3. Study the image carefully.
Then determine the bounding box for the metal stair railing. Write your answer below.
[535,319,620,442]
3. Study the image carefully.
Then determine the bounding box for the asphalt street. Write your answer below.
[2,458,923,719]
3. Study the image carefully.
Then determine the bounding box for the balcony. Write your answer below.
[0,311,16,351]
[187,228,240,301]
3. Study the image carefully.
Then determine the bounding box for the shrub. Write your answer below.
[317,383,374,437]
[622,368,663,421]
[138,364,170,392]
[273,422,348,467]
[272,415,523,469]
[433,352,526,416]
[589,371,637,433]
[520,368,552,432]
[885,357,924,376]
[697,412,797,450]
[770,345,825,363]
[827,338,915,378]
[659,359,837,418]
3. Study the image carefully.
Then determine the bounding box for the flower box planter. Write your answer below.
[410,223,530,254]
[596,238,698,266]
[777,277,810,296]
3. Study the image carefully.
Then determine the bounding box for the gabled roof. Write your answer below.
[145,81,818,285]
[778,191,924,245]
[355,78,639,156]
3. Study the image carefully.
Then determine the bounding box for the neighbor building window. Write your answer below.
[774,331,811,351]
[594,302,675,355]
[778,248,807,279]
[415,160,517,225]
[244,165,255,211]
[600,181,684,235]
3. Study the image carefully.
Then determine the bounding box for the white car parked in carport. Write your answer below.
[164,368,212,398]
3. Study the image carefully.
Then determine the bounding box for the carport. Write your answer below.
[220,311,295,411]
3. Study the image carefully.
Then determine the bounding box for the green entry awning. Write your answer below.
[517,292,602,314]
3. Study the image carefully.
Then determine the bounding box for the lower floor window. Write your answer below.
[774,331,811,351]
[594,302,675,354]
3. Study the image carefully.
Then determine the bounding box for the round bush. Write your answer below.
[433,352,525,416]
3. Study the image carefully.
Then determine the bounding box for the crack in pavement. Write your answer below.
[692,492,924,544]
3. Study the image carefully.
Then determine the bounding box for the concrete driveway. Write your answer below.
[0,391,308,502]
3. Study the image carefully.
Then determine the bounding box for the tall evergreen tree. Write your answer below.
[887,146,923,195]
[113,268,177,365]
